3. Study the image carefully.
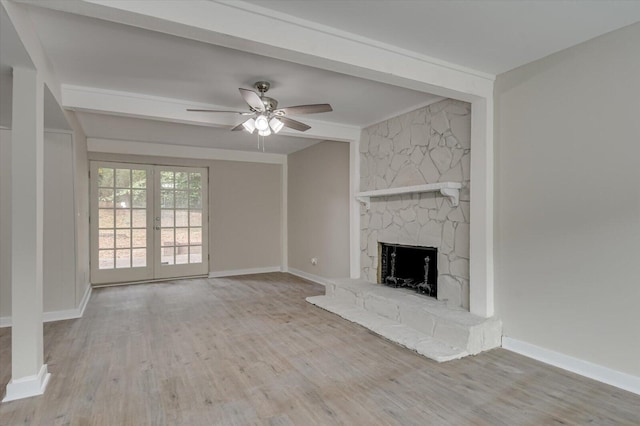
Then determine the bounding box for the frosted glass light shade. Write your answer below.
[242,118,256,133]
[269,117,284,133]
[258,127,272,136]
[255,115,269,131]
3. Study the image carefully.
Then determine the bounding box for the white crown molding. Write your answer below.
[2,364,51,402]
[208,266,282,278]
[61,84,361,143]
[503,337,640,396]
[87,138,287,165]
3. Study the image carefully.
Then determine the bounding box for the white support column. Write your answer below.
[349,138,361,279]
[3,67,50,402]
[280,159,288,272]
[469,97,494,318]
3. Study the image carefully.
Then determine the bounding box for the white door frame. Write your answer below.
[90,161,208,284]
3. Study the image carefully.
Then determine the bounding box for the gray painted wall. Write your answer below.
[1,128,86,319]
[288,141,350,278]
[495,22,640,376]
[43,132,77,312]
[210,160,282,272]
[88,152,283,274]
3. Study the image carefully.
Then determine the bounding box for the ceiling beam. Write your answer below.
[18,0,494,101]
[88,138,287,164]
[2,0,61,103]
[62,84,361,142]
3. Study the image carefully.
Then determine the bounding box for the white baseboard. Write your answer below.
[0,316,10,328]
[0,284,92,328]
[502,337,640,396]
[208,266,282,278]
[2,364,51,402]
[287,268,334,287]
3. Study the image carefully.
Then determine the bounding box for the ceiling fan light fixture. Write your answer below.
[269,117,284,133]
[242,118,256,133]
[255,115,269,131]
[258,127,272,137]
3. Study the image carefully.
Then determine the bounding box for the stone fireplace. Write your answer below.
[307,98,502,362]
[360,99,471,309]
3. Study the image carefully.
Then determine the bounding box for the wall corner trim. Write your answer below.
[502,337,640,396]
[77,283,92,318]
[287,268,334,287]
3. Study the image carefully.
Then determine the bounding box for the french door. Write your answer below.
[90,162,208,285]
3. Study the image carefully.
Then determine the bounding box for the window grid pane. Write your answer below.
[95,166,148,273]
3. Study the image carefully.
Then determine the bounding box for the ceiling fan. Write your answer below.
[187,81,332,136]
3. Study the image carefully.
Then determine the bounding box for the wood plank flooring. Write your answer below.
[0,273,638,425]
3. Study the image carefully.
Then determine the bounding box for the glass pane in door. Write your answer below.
[159,170,204,266]
[97,166,148,270]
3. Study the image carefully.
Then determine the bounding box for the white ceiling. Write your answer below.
[4,1,640,154]
[242,0,640,74]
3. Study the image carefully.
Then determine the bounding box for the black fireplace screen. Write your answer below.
[379,243,437,297]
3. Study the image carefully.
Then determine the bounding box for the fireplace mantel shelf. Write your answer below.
[356,182,462,209]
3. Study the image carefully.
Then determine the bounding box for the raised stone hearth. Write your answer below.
[307,279,502,362]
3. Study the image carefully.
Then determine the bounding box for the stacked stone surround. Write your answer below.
[359,99,471,309]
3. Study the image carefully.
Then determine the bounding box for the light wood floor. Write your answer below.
[1,273,638,425]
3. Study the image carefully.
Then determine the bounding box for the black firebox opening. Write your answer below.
[379,243,437,298]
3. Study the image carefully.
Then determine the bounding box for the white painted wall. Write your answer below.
[495,22,640,377]
[288,141,350,279]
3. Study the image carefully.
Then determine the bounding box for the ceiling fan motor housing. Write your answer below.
[252,82,278,112]
[254,81,271,93]
[260,97,278,112]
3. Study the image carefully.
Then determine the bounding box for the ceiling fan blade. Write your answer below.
[187,109,252,115]
[279,116,311,132]
[231,122,246,131]
[275,104,333,115]
[239,88,265,112]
